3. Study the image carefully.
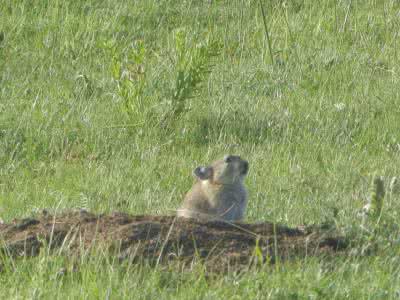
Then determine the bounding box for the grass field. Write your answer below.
[1,0,400,298]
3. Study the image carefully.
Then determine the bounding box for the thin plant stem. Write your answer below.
[259,0,274,64]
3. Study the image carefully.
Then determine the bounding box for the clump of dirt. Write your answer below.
[0,210,347,270]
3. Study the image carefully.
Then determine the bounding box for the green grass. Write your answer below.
[1,0,400,298]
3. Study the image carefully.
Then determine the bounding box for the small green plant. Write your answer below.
[353,176,393,256]
[104,39,148,126]
[370,176,385,219]
[361,176,385,222]
[162,29,221,128]
[252,236,264,265]
[104,33,220,132]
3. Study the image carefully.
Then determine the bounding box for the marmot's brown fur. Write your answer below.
[177,155,249,221]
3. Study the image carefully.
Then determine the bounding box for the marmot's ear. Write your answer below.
[193,166,213,180]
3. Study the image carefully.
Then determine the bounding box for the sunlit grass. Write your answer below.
[1,0,400,298]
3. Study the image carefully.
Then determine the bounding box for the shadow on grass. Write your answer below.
[186,114,291,146]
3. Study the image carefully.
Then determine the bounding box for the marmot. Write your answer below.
[177,155,249,221]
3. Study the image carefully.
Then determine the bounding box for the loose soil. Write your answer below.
[0,211,347,271]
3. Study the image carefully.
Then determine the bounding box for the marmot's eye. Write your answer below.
[224,155,233,163]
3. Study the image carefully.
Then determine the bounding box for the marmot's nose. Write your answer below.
[224,155,233,163]
[241,160,249,175]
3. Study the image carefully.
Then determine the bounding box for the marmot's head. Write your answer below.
[193,155,249,185]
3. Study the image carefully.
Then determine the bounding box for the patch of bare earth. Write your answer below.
[0,211,347,271]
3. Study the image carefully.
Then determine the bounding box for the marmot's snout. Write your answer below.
[223,155,249,177]
[241,160,249,175]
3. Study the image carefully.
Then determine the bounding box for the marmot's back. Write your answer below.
[177,155,249,221]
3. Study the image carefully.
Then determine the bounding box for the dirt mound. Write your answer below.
[0,211,347,270]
